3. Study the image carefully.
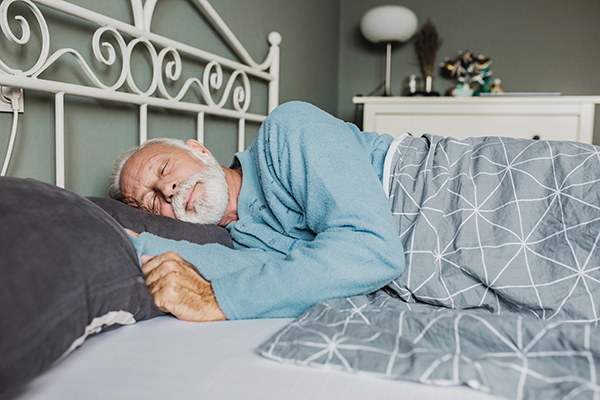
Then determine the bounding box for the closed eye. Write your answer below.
[143,192,158,215]
[150,193,159,214]
[148,162,167,214]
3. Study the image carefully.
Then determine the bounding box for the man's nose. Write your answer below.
[160,181,178,203]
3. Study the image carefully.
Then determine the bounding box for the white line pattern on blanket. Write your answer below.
[388,135,600,322]
[260,135,600,400]
[261,293,600,399]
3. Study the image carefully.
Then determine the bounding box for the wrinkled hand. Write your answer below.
[141,252,226,322]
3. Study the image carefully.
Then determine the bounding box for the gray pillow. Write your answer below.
[0,177,164,397]
[87,197,233,248]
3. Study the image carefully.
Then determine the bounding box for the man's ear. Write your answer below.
[185,139,213,157]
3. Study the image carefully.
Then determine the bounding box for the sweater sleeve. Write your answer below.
[210,102,405,319]
[129,232,284,282]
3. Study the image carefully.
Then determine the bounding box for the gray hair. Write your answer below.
[107,138,191,201]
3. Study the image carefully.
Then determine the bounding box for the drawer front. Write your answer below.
[373,114,580,142]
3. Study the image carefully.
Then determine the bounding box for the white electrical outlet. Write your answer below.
[0,86,24,113]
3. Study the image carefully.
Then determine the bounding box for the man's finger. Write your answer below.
[144,259,183,289]
[140,251,183,276]
[141,254,155,264]
[146,263,205,295]
[150,282,226,322]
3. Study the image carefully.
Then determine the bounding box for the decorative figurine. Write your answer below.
[414,19,442,96]
[452,81,474,97]
[403,74,421,96]
[491,78,504,94]
[441,50,496,96]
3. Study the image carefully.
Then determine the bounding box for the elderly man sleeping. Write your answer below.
[109,101,405,321]
[110,100,600,324]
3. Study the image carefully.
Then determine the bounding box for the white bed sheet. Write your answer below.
[12,316,500,400]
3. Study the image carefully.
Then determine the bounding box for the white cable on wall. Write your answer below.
[1,87,21,176]
[1,109,18,176]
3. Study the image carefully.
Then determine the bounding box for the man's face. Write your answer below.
[119,142,228,225]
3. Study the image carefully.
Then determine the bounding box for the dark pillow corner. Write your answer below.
[86,196,233,249]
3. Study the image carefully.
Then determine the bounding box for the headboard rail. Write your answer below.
[0,0,280,188]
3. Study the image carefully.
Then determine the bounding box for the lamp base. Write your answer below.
[384,43,392,96]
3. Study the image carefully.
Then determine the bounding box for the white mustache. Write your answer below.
[170,165,228,225]
[172,174,200,211]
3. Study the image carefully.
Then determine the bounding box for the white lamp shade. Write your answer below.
[360,5,418,43]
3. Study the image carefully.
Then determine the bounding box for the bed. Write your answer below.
[1,1,599,400]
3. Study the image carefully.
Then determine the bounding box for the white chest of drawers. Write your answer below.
[353,96,600,143]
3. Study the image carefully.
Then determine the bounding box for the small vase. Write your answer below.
[412,75,440,96]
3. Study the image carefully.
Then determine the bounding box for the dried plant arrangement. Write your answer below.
[415,19,442,95]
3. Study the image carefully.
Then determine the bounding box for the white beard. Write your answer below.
[171,154,229,225]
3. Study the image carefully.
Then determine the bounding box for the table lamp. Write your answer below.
[360,5,418,96]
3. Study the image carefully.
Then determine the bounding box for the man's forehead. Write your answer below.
[120,144,170,196]
[123,143,180,175]
[132,143,174,164]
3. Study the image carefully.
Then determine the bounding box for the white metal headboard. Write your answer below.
[0,0,280,187]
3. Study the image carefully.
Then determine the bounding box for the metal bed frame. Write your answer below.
[0,0,280,187]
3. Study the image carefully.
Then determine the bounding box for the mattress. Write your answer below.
[10,316,500,400]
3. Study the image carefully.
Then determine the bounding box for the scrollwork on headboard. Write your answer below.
[0,0,280,187]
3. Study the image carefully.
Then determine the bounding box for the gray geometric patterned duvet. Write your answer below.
[259,135,600,400]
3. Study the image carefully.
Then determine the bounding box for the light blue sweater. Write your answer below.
[131,101,405,319]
